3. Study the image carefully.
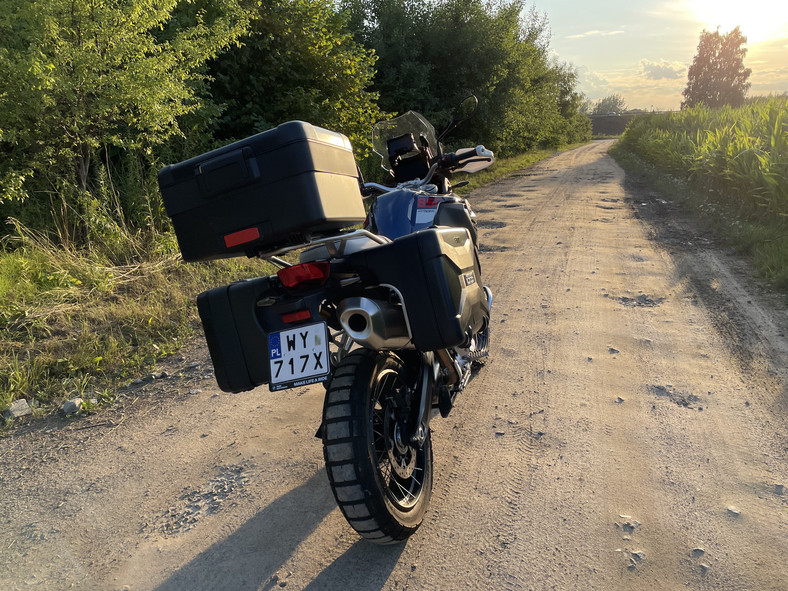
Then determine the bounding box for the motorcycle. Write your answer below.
[158,96,494,544]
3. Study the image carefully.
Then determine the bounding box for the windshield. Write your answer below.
[372,111,439,172]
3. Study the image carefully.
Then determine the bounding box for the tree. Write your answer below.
[592,94,627,115]
[340,0,434,118]
[553,62,592,144]
[208,0,385,157]
[342,0,590,156]
[682,27,751,109]
[0,0,247,242]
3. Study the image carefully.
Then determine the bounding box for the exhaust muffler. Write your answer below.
[338,297,412,350]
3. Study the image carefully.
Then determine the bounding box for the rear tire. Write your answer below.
[322,349,433,544]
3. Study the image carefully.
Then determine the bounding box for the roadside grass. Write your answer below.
[609,142,788,293]
[0,223,273,419]
[1,142,587,420]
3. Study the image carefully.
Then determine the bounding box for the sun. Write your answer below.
[688,0,788,43]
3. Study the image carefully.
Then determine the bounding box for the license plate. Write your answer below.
[268,322,330,391]
[415,207,438,225]
[414,196,444,225]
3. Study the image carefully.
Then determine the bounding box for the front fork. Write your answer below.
[410,352,439,447]
[409,348,464,447]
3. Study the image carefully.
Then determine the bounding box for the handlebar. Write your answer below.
[474,146,495,159]
[440,145,494,169]
[362,182,394,195]
[362,144,494,197]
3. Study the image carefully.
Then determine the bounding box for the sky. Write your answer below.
[531,0,788,111]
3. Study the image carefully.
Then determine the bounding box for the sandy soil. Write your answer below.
[1,140,786,590]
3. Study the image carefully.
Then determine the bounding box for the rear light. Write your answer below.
[277,261,330,292]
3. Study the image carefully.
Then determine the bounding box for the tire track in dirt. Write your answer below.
[399,143,623,590]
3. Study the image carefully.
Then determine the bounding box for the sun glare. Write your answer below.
[688,0,788,43]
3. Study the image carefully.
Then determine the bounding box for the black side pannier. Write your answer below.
[349,227,488,351]
[196,277,327,393]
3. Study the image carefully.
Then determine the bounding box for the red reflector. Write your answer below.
[417,196,444,208]
[224,227,260,248]
[277,261,330,292]
[281,309,312,324]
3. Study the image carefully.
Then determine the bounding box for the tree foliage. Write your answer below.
[0,0,246,198]
[208,0,384,157]
[0,0,249,254]
[682,27,752,109]
[0,0,589,249]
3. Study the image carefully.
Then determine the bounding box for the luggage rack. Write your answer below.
[255,229,390,269]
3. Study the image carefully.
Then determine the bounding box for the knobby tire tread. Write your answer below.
[322,349,432,544]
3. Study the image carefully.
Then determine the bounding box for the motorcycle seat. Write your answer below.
[299,234,390,263]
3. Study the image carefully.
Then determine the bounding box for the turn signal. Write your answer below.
[277,261,330,292]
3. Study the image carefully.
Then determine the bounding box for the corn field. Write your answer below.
[620,97,788,219]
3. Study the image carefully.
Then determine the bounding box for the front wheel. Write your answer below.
[322,349,433,544]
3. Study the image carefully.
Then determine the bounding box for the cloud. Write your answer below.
[574,66,612,98]
[567,30,625,39]
[639,59,686,80]
[574,63,687,110]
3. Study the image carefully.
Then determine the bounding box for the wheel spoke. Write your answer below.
[390,477,415,503]
[366,367,429,510]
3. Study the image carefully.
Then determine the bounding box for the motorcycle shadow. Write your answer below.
[299,539,403,591]
[152,469,403,591]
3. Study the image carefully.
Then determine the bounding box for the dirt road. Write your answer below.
[2,140,786,590]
